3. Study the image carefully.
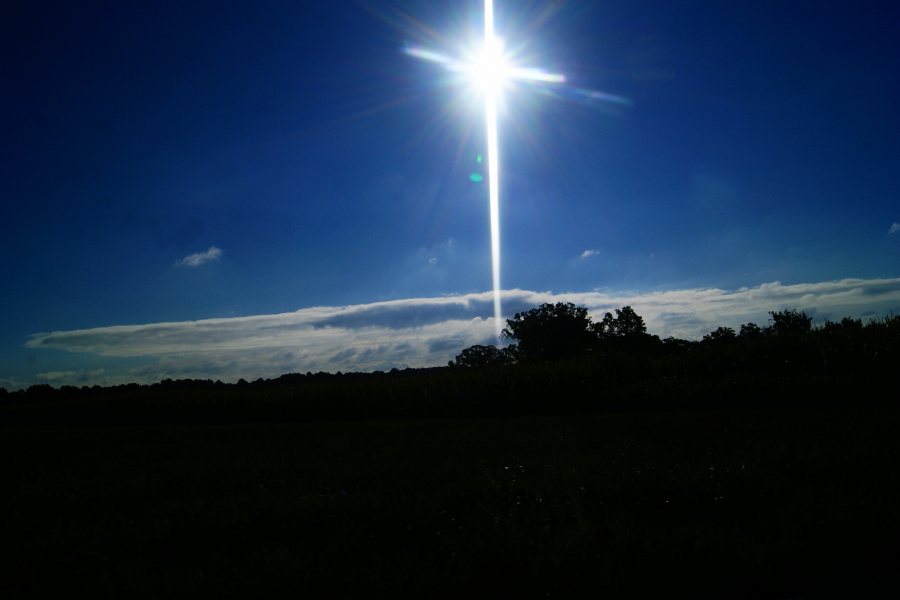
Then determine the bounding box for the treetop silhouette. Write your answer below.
[500,302,596,362]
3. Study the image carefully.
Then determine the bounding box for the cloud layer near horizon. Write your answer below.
[22,278,900,387]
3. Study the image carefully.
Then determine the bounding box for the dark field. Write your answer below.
[3,404,899,599]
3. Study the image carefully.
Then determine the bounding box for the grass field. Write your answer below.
[3,403,899,598]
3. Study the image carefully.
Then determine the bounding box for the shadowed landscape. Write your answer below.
[5,1,900,597]
[2,305,898,598]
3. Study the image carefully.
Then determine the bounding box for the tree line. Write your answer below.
[448,301,868,368]
[0,367,446,405]
[3,301,895,410]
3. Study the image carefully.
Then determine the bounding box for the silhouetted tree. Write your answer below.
[702,326,736,345]
[448,344,514,368]
[661,336,695,353]
[766,309,812,336]
[499,344,521,363]
[821,316,863,335]
[501,302,596,361]
[592,306,647,340]
[591,305,662,352]
[24,384,57,403]
[739,323,763,340]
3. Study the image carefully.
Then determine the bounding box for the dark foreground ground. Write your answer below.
[2,404,899,599]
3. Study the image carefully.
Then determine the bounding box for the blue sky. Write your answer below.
[3,0,899,389]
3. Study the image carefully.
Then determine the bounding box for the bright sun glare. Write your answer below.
[403,0,623,341]
[403,1,522,340]
[471,36,509,93]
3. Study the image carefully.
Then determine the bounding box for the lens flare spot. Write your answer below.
[470,173,484,182]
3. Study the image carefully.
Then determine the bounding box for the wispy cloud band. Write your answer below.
[23,278,900,386]
[178,246,222,267]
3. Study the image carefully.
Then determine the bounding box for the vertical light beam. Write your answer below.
[484,0,503,340]
[404,2,594,339]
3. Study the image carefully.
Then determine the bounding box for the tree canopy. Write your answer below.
[451,304,825,369]
[592,306,648,340]
[448,344,516,369]
[767,309,812,335]
[500,302,596,362]
[702,326,737,345]
[449,303,660,366]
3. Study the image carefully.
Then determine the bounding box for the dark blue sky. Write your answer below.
[3,0,899,388]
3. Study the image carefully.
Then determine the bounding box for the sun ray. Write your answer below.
[402,1,627,342]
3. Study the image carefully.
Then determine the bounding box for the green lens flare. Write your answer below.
[477,154,482,163]
[470,173,483,182]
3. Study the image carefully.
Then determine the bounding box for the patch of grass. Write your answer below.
[3,406,899,598]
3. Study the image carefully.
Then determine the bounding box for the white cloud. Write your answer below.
[178,246,222,267]
[23,278,900,385]
[889,223,900,235]
[580,249,599,259]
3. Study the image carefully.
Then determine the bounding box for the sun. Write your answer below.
[402,1,627,340]
[471,35,509,94]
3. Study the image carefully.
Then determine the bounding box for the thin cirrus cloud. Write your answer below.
[889,223,900,235]
[21,278,900,387]
[178,246,222,267]
[580,249,599,259]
